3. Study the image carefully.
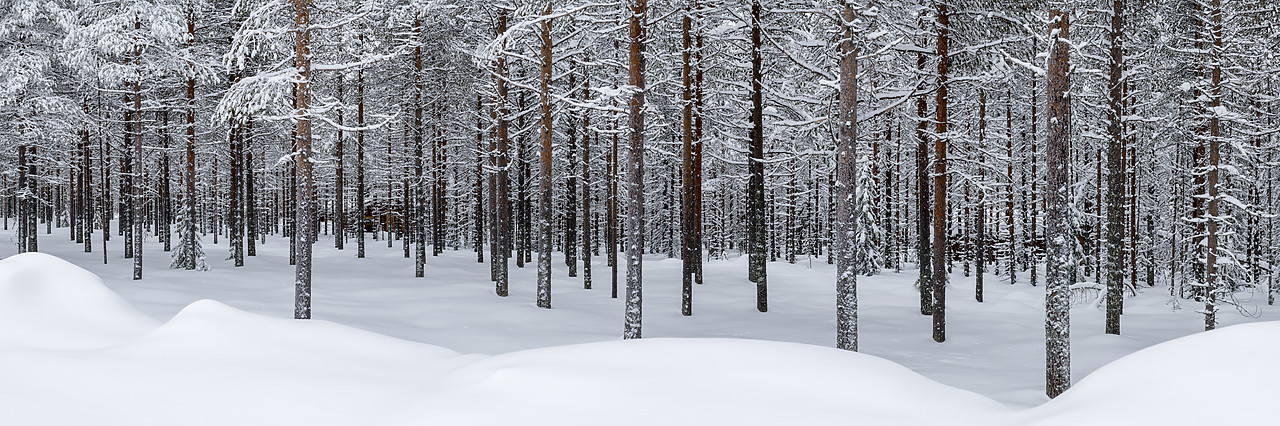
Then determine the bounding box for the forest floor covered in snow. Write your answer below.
[2,226,1278,425]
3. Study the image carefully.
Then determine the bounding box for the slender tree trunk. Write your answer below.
[623,0,647,338]
[693,3,705,284]
[183,11,198,271]
[1104,0,1125,334]
[565,69,579,278]
[84,126,94,253]
[1005,98,1016,285]
[1045,9,1072,399]
[475,94,486,263]
[132,36,144,280]
[495,10,512,295]
[747,0,768,312]
[931,0,949,342]
[1203,0,1223,331]
[835,2,859,351]
[356,64,366,259]
[536,6,554,309]
[335,78,345,251]
[413,18,426,278]
[581,60,593,290]
[681,9,695,316]
[292,0,315,319]
[916,40,932,316]
[1029,53,1039,288]
[976,91,986,302]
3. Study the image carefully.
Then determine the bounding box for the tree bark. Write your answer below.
[681,9,695,316]
[537,5,554,309]
[747,0,768,312]
[1045,9,1072,399]
[835,2,858,351]
[1104,0,1125,334]
[292,0,315,319]
[624,0,647,338]
[931,0,949,342]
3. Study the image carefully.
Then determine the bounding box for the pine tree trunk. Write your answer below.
[747,0,767,312]
[536,7,554,310]
[132,36,144,279]
[681,9,695,316]
[494,11,512,295]
[1045,9,1072,399]
[931,0,949,342]
[1005,100,1016,285]
[474,94,486,264]
[356,66,366,259]
[413,18,426,279]
[292,0,315,320]
[692,5,705,284]
[84,126,94,253]
[976,91,986,302]
[335,78,345,251]
[565,69,579,278]
[916,41,932,316]
[1029,58,1039,288]
[1104,0,1125,334]
[623,0,647,338]
[17,144,27,253]
[247,146,257,257]
[580,61,593,290]
[835,3,858,351]
[1204,0,1223,331]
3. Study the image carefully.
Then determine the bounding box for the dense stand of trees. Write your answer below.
[2,0,1278,397]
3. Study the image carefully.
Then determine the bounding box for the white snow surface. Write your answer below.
[2,227,1278,425]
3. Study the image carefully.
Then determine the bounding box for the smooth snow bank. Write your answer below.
[394,338,1009,426]
[0,252,156,349]
[4,253,1277,425]
[0,255,1006,426]
[1018,321,1280,425]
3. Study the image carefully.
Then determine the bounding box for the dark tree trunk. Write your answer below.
[335,78,345,251]
[623,0,647,338]
[976,91,986,302]
[835,3,858,351]
[747,0,768,312]
[681,9,695,315]
[413,18,426,278]
[1104,0,1125,334]
[565,70,579,278]
[356,64,366,259]
[931,0,949,343]
[1045,9,1072,399]
[537,6,554,309]
[581,60,593,290]
[292,0,315,320]
[915,41,932,316]
[494,10,512,295]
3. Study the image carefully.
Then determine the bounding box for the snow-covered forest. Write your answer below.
[2,0,1280,422]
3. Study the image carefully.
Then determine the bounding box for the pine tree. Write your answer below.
[623,0,647,339]
[1045,8,1072,399]
[853,155,884,276]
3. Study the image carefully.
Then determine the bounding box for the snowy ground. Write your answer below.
[2,225,1277,424]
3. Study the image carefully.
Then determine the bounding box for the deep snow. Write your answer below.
[2,226,1278,424]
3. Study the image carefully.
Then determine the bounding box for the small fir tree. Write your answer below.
[854,154,884,276]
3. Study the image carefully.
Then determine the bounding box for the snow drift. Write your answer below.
[0,253,1276,425]
[1019,321,1280,425]
[0,252,156,349]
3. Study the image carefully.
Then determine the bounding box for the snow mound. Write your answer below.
[394,338,1010,426]
[1021,321,1280,425]
[0,252,157,349]
[120,299,467,374]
